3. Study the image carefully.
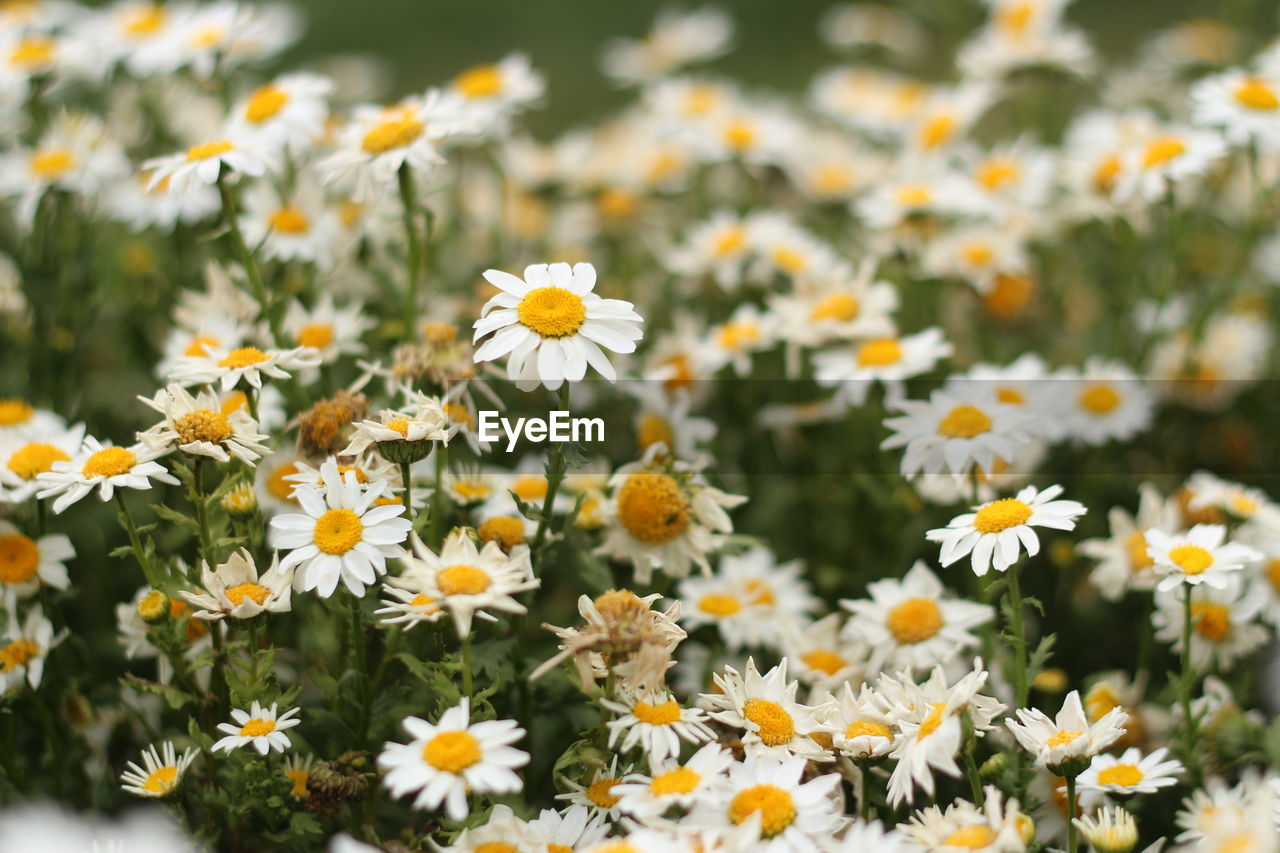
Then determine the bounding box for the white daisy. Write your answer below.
[136,384,269,465]
[143,137,276,194]
[813,327,953,407]
[1145,524,1261,591]
[228,72,334,153]
[612,742,735,820]
[1152,578,1268,670]
[36,437,179,515]
[882,387,1032,477]
[0,607,62,692]
[601,688,716,764]
[472,261,645,391]
[167,344,321,391]
[180,549,292,620]
[1005,690,1129,776]
[268,459,412,598]
[119,742,196,798]
[699,657,833,762]
[378,698,528,821]
[816,682,898,764]
[903,786,1028,853]
[212,701,301,755]
[1079,483,1182,600]
[927,484,1087,576]
[1077,747,1183,796]
[280,294,373,363]
[239,180,344,269]
[0,423,85,503]
[0,520,74,603]
[1055,360,1155,446]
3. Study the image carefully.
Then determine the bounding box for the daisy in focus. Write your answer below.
[927,484,1087,576]
[212,702,301,755]
[37,438,179,514]
[1005,689,1129,776]
[119,742,197,799]
[1144,524,1261,591]
[1077,747,1184,796]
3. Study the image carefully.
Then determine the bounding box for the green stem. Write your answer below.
[1180,585,1198,751]
[461,631,473,700]
[350,594,371,739]
[401,461,415,534]
[530,384,571,563]
[1007,565,1029,708]
[216,171,282,346]
[1066,775,1079,853]
[429,445,449,549]
[190,458,215,572]
[398,164,423,337]
[114,492,160,588]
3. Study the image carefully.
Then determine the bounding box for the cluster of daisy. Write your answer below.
[0,0,1279,851]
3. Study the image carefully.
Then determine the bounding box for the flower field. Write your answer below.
[1,1,1279,851]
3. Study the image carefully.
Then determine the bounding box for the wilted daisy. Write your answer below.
[842,561,993,672]
[341,391,452,462]
[612,742,735,820]
[136,385,269,465]
[601,688,715,764]
[180,549,292,620]
[167,344,321,391]
[472,261,645,391]
[401,528,538,638]
[269,459,412,598]
[213,701,301,755]
[0,520,73,603]
[1006,690,1129,776]
[1078,747,1183,796]
[687,756,844,851]
[378,698,527,821]
[700,657,833,762]
[119,742,196,798]
[927,484,1087,576]
[1145,524,1261,591]
[37,437,179,514]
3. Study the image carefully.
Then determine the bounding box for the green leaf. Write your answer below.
[121,673,196,710]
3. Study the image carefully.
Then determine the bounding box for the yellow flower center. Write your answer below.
[0,535,39,585]
[1126,531,1153,572]
[123,5,166,36]
[845,720,892,740]
[1169,544,1213,575]
[182,334,218,357]
[225,582,270,607]
[142,765,178,794]
[436,564,492,596]
[811,163,854,194]
[1192,602,1231,641]
[517,287,587,338]
[244,84,288,123]
[1234,77,1279,111]
[361,116,425,154]
[0,638,38,671]
[632,699,682,725]
[296,323,334,350]
[974,498,1034,534]
[7,442,69,479]
[511,475,548,502]
[239,718,276,737]
[0,399,33,425]
[174,409,234,445]
[187,140,234,162]
[313,508,363,555]
[713,226,746,257]
[887,597,944,644]
[716,321,760,351]
[810,294,861,323]
[1142,137,1186,169]
[82,446,136,478]
[978,158,1021,191]
[409,592,438,609]
[697,593,741,618]
[30,148,74,179]
[650,766,701,796]
[9,36,53,68]
[918,703,947,738]
[937,404,992,439]
[1265,558,1280,595]
[743,698,795,745]
[422,730,480,773]
[267,462,300,502]
[723,120,756,151]
[456,64,503,98]
[586,778,621,808]
[772,247,807,274]
[996,388,1024,405]
[136,589,167,621]
[452,480,491,501]
[1093,153,1123,194]
[636,413,674,452]
[269,206,310,234]
[918,115,956,149]
[1079,385,1121,414]
[945,826,998,849]
[477,516,525,549]
[474,844,519,853]
[1047,729,1082,748]
[801,649,846,676]
[961,243,995,267]
[729,784,796,838]
[616,472,691,545]
[896,185,933,206]
[856,338,902,367]
[218,347,269,369]
[285,768,309,798]
[1096,763,1144,788]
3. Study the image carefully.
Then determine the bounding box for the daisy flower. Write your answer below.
[601,688,715,764]
[341,391,452,462]
[686,756,844,852]
[449,53,545,131]
[212,701,301,755]
[136,385,269,466]
[815,681,898,764]
[926,484,1087,576]
[1006,690,1129,776]
[1077,747,1183,796]
[228,72,334,153]
[0,398,67,443]
[0,113,128,227]
[882,386,1032,477]
[1152,578,1268,670]
[527,805,609,852]
[37,437,179,514]
[903,786,1028,853]
[119,742,196,798]
[180,549,292,620]
[780,613,866,689]
[143,137,276,194]
[1079,483,1182,600]
[442,804,536,851]
[281,294,373,363]
[842,561,994,672]
[597,446,747,584]
[472,261,645,391]
[1074,806,1138,853]
[268,459,412,598]
[664,210,752,289]
[378,698,528,821]
[0,520,73,604]
[556,755,632,820]
[679,547,817,650]
[767,262,900,349]
[1114,124,1226,203]
[374,577,445,630]
[0,607,62,692]
[401,528,539,638]
[1055,360,1155,446]
[282,753,316,800]
[699,658,833,762]
[1145,524,1261,591]
[813,327,953,407]
[612,742,735,820]
[167,344,322,391]
[239,180,343,269]
[699,304,776,376]
[601,6,734,85]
